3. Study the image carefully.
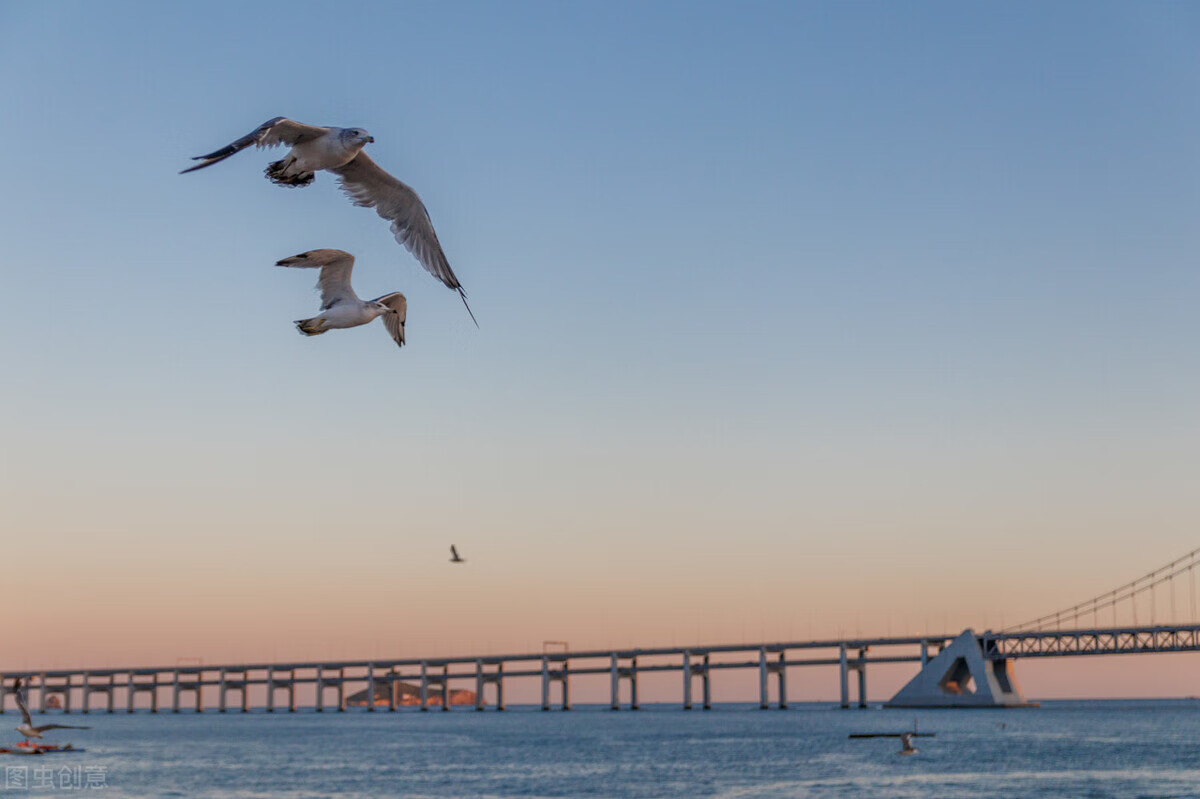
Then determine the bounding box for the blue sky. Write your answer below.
[1,1,1199,683]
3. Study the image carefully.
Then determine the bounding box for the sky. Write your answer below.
[1,1,1198,700]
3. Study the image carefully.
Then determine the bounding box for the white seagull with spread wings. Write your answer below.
[276,250,407,349]
[10,679,89,744]
[182,117,475,325]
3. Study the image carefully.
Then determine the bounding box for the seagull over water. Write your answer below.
[182,117,475,325]
[450,545,465,564]
[276,249,406,349]
[10,679,89,744]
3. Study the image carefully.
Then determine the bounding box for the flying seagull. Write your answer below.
[450,545,465,564]
[10,679,89,744]
[182,117,475,325]
[276,250,407,349]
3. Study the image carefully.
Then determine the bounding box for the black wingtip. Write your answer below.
[459,288,479,328]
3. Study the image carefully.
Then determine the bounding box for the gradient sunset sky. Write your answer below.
[1,1,1198,699]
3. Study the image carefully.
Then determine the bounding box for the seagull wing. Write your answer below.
[374,292,407,348]
[32,724,90,732]
[12,683,32,727]
[276,250,359,310]
[331,152,477,325]
[450,545,459,560]
[182,117,329,174]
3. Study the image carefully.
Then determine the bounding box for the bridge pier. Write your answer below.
[541,656,570,711]
[610,654,639,710]
[365,663,376,712]
[419,662,428,711]
[474,662,505,711]
[127,674,158,713]
[756,648,788,709]
[838,645,868,708]
[82,673,115,714]
[887,629,1033,708]
[682,652,692,709]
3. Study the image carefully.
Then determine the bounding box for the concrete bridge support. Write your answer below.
[388,673,405,711]
[265,670,296,713]
[127,675,158,713]
[419,662,428,711]
[757,649,788,709]
[82,673,115,714]
[314,669,344,712]
[43,676,71,714]
[540,656,570,711]
[838,645,869,708]
[475,662,504,711]
[172,673,202,713]
[610,654,639,710]
[886,629,1033,708]
[219,672,249,713]
[682,652,713,710]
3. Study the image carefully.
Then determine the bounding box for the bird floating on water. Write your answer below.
[276,250,406,349]
[182,117,475,325]
[10,679,89,744]
[450,545,465,564]
[849,720,931,756]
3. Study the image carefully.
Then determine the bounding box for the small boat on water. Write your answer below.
[0,742,84,756]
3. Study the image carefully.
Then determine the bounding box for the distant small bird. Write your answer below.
[898,732,918,756]
[276,249,406,349]
[10,679,89,744]
[182,117,475,324]
[450,545,465,564]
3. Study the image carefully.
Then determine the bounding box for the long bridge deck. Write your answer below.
[4,624,1199,714]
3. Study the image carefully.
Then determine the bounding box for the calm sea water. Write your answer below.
[4,700,1199,797]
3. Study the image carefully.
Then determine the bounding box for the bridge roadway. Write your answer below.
[2,624,1197,714]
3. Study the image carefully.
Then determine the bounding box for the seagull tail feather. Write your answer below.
[265,160,314,188]
[295,318,327,336]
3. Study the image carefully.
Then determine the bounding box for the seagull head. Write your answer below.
[342,128,375,146]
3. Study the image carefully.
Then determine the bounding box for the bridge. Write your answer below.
[3,547,1199,713]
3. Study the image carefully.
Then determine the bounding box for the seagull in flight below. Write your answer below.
[182,117,475,325]
[450,546,466,564]
[276,250,407,349]
[10,679,89,744]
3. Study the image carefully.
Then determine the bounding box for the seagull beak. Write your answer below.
[365,136,375,144]
[275,255,303,266]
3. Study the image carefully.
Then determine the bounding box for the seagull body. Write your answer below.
[898,733,918,756]
[181,117,370,183]
[450,545,465,564]
[10,680,88,743]
[183,117,475,324]
[277,250,406,348]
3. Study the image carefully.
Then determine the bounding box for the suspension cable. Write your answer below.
[1007,546,1200,632]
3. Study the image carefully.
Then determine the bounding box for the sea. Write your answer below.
[4,700,1199,798]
